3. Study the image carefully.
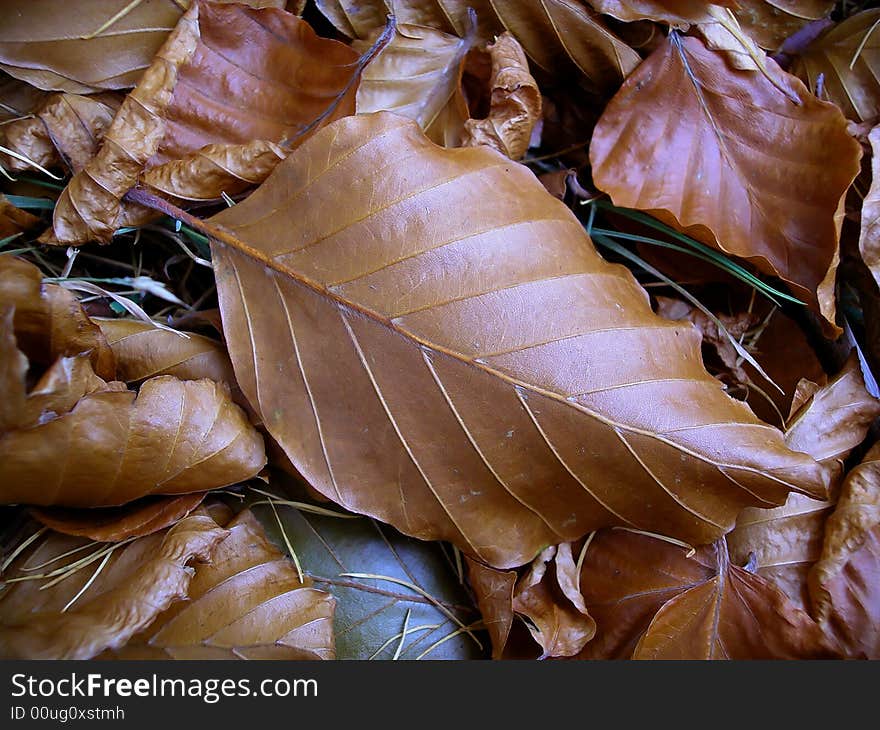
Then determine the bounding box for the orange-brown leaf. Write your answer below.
[199,111,829,569]
[0,92,120,174]
[30,494,206,543]
[103,509,336,659]
[355,22,474,147]
[317,0,641,95]
[590,34,861,330]
[49,1,361,245]
[0,256,114,378]
[809,443,880,656]
[462,32,541,160]
[576,531,837,659]
[0,0,285,93]
[0,196,39,240]
[0,312,266,507]
[791,9,880,122]
[465,556,516,659]
[0,512,227,659]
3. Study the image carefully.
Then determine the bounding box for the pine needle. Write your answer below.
[368,623,440,660]
[61,548,113,612]
[81,0,146,39]
[613,527,696,558]
[415,620,485,660]
[340,572,483,650]
[0,145,62,180]
[249,487,359,519]
[392,609,411,660]
[574,531,596,595]
[0,527,47,575]
[266,495,304,583]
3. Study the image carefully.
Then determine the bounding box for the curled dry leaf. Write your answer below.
[511,543,595,658]
[317,0,641,96]
[94,317,235,388]
[258,491,483,659]
[355,22,474,147]
[791,9,880,122]
[140,141,287,203]
[0,256,114,379]
[784,354,880,467]
[462,32,541,160]
[0,0,285,93]
[728,355,879,610]
[49,1,362,245]
[0,92,121,174]
[0,308,266,507]
[0,512,227,659]
[0,195,39,239]
[464,556,516,659]
[191,111,831,569]
[590,34,862,330]
[809,444,880,657]
[576,530,838,659]
[859,125,880,290]
[30,494,206,543]
[104,509,336,659]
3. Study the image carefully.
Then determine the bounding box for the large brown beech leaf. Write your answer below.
[591,34,862,329]
[0,512,227,659]
[317,0,641,95]
[734,1,835,51]
[355,22,474,147]
[586,1,733,24]
[0,310,266,507]
[0,0,285,94]
[576,530,838,659]
[791,9,880,122]
[104,509,336,659]
[809,444,880,657]
[49,1,362,245]
[182,111,831,569]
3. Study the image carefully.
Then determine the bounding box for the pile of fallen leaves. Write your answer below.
[1,0,880,661]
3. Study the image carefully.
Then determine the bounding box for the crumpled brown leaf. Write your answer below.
[203,111,830,569]
[316,0,641,96]
[30,494,206,543]
[0,512,227,659]
[464,556,516,659]
[0,92,121,174]
[727,354,879,610]
[103,509,336,659]
[511,543,595,657]
[792,9,880,122]
[809,443,880,657]
[785,354,880,468]
[49,1,362,244]
[590,34,862,331]
[94,317,235,388]
[355,22,474,147]
[859,125,880,290]
[0,256,114,378]
[576,530,838,659]
[0,0,285,93]
[462,32,541,160]
[0,306,266,507]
